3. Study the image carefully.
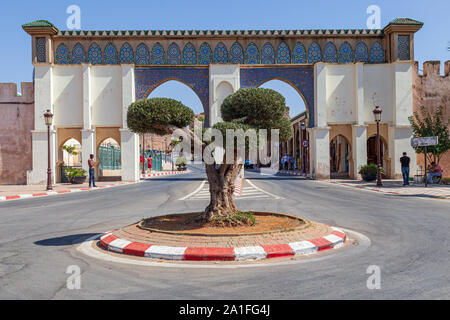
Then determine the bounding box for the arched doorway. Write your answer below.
[60,138,82,183]
[259,79,309,171]
[145,80,205,169]
[330,135,351,179]
[367,135,388,177]
[98,138,122,181]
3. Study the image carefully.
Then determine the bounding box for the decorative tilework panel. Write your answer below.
[308,42,322,64]
[198,42,213,65]
[36,38,46,63]
[292,42,307,64]
[104,43,118,64]
[167,43,181,65]
[214,42,228,64]
[72,43,86,64]
[183,43,197,65]
[339,42,353,64]
[398,35,410,60]
[240,67,315,127]
[151,43,166,65]
[135,67,210,124]
[230,42,244,64]
[276,42,291,64]
[135,43,150,65]
[369,42,384,63]
[261,43,275,64]
[55,43,70,64]
[354,42,369,63]
[245,43,260,64]
[88,43,102,65]
[120,43,134,64]
[323,42,338,63]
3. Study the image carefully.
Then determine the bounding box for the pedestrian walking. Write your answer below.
[400,152,410,186]
[88,154,97,188]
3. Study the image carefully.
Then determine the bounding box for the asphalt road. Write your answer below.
[0,165,448,299]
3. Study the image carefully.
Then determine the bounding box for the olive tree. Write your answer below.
[127,89,292,225]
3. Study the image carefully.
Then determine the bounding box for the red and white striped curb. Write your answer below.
[233,178,242,196]
[141,170,187,179]
[99,227,347,261]
[279,170,308,177]
[0,181,136,202]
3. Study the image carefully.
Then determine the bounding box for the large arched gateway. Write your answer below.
[23,18,423,182]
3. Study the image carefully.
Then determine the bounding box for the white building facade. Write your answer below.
[23,18,423,183]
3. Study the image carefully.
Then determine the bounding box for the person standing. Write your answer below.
[400,152,410,186]
[88,154,97,188]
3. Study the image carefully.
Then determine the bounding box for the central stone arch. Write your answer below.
[135,66,210,124]
[240,66,314,127]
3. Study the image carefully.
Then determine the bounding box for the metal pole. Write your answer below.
[142,134,146,174]
[424,146,428,187]
[376,120,383,187]
[46,124,53,191]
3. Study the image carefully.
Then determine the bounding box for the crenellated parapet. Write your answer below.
[0,82,34,104]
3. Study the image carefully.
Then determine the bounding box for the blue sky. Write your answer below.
[1,0,448,116]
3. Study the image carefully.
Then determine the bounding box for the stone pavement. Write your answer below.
[323,179,450,200]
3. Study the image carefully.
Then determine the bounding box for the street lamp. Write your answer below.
[373,106,383,187]
[44,110,53,191]
[300,122,307,173]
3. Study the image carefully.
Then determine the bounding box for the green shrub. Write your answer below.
[64,167,87,178]
[359,164,379,176]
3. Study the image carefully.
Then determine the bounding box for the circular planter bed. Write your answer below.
[139,212,308,236]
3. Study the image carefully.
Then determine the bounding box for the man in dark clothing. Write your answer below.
[400,152,410,186]
[88,154,97,188]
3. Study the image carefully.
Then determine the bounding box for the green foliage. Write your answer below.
[209,211,256,227]
[409,105,450,164]
[176,156,187,167]
[64,167,87,178]
[62,145,78,156]
[359,164,379,176]
[220,88,293,142]
[127,98,195,135]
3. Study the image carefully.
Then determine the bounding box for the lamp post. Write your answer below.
[142,134,146,174]
[300,122,307,173]
[44,110,54,191]
[373,106,383,187]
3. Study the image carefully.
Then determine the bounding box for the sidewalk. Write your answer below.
[1,170,188,201]
[323,179,450,200]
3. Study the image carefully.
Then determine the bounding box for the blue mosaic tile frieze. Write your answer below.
[355,42,369,63]
[338,42,353,64]
[120,43,134,64]
[87,43,102,65]
[323,42,338,63]
[36,38,46,63]
[135,67,210,123]
[183,43,197,65]
[398,35,410,60]
[245,43,260,64]
[104,43,118,64]
[56,43,71,64]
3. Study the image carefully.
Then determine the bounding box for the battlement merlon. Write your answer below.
[0,83,34,104]
[414,61,450,78]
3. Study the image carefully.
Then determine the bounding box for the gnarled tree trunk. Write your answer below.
[197,163,243,223]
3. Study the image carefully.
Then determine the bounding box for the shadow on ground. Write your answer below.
[34,233,99,246]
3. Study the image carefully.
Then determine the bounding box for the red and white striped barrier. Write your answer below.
[233,178,243,196]
[279,170,308,177]
[141,170,187,179]
[99,227,347,261]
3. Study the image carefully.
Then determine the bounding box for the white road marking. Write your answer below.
[245,179,284,200]
[179,180,206,200]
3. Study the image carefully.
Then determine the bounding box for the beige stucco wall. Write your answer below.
[0,83,34,184]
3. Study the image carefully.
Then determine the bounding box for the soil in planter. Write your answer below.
[142,212,305,235]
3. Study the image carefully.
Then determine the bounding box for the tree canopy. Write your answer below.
[127,98,194,135]
[219,88,293,142]
[409,105,450,164]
